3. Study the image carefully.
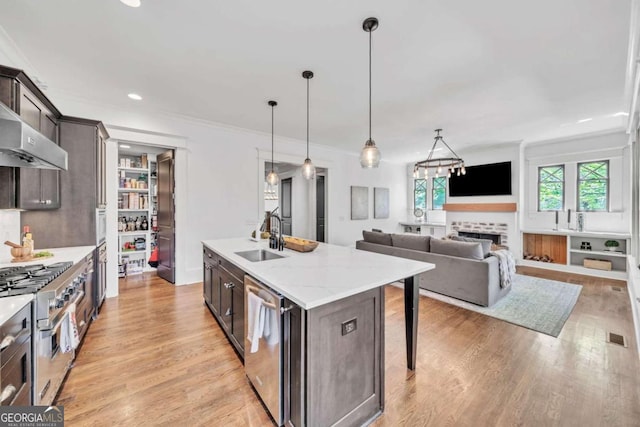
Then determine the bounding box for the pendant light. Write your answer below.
[360,17,381,168]
[266,100,279,186]
[301,70,316,180]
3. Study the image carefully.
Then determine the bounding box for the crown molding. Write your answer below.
[0,24,44,85]
[523,127,626,148]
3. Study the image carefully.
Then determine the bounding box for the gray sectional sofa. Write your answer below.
[356,231,511,307]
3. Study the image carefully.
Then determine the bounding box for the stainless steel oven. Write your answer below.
[35,311,73,406]
[96,209,106,245]
[34,261,88,406]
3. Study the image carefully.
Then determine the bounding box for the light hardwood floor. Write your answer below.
[56,268,640,426]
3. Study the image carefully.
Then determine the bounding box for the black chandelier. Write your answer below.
[413,129,465,179]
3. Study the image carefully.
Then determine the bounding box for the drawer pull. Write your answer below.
[79,320,86,328]
[224,282,235,289]
[0,384,16,404]
[225,308,232,316]
[0,334,15,351]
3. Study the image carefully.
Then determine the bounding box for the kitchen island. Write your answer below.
[202,238,435,427]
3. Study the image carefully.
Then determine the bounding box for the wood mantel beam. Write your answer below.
[443,203,517,212]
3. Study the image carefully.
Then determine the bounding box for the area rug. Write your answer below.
[420,274,582,337]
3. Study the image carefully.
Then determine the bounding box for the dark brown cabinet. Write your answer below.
[96,127,107,208]
[203,248,218,312]
[77,253,95,341]
[0,303,32,406]
[203,245,245,357]
[21,117,109,248]
[0,65,61,210]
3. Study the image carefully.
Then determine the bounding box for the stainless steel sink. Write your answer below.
[234,249,285,262]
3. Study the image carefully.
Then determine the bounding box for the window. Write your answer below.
[578,160,609,211]
[414,179,427,211]
[538,165,564,211]
[432,177,446,210]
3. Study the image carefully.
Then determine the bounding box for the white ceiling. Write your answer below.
[0,0,632,162]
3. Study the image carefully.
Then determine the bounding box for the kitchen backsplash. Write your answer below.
[0,210,20,246]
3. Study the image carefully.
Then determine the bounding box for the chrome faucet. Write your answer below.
[270,214,285,251]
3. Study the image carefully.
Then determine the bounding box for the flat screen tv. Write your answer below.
[448,161,512,197]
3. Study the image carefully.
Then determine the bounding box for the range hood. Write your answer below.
[0,102,68,170]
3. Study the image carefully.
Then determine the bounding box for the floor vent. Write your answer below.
[611,286,623,292]
[607,332,627,347]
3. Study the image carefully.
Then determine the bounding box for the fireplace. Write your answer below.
[458,231,500,244]
[451,221,509,248]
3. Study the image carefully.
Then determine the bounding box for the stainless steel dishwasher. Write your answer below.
[244,275,284,425]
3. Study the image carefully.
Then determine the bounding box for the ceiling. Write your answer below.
[0,0,632,162]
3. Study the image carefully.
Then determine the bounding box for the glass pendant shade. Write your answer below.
[302,71,315,180]
[266,170,279,186]
[360,18,381,168]
[360,139,380,168]
[266,100,279,187]
[301,158,316,180]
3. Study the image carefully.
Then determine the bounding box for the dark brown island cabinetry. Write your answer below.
[203,247,245,357]
[22,117,109,248]
[202,244,385,427]
[0,65,61,210]
[0,303,32,406]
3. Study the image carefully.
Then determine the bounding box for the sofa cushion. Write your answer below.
[391,234,430,252]
[451,235,493,258]
[362,230,392,246]
[430,238,484,260]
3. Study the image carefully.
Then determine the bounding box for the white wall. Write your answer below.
[523,131,631,233]
[40,94,407,289]
[0,210,20,246]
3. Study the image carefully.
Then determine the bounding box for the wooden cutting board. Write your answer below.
[11,254,54,263]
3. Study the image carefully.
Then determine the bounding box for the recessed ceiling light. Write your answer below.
[120,144,131,149]
[577,118,593,123]
[127,93,142,101]
[120,0,141,7]
[612,111,629,117]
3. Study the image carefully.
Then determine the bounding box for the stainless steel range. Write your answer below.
[0,259,90,405]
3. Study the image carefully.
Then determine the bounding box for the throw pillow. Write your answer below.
[362,230,392,246]
[391,234,431,252]
[430,238,484,260]
[451,235,493,258]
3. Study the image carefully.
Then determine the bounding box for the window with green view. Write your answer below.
[538,165,564,211]
[578,160,608,211]
[414,179,426,211]
[432,177,446,210]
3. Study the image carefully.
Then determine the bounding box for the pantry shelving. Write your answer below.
[117,152,156,276]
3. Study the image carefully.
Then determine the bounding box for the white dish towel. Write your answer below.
[259,290,280,347]
[60,303,80,353]
[246,292,265,353]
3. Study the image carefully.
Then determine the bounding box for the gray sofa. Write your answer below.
[356,231,511,307]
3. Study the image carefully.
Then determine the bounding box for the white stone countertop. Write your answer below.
[520,229,631,239]
[202,238,435,310]
[399,221,446,227]
[0,294,32,325]
[0,246,96,268]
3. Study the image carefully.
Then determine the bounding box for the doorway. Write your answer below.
[117,142,176,284]
[316,175,325,242]
[262,161,327,241]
